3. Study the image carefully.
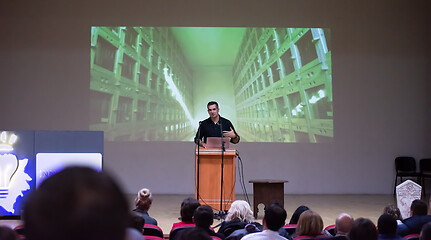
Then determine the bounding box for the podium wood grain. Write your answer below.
[195,148,236,211]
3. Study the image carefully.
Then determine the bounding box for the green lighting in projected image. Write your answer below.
[89,26,333,143]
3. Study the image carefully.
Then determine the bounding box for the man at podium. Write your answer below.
[194,101,240,148]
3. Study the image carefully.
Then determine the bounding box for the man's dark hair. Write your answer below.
[207,101,219,108]
[193,205,214,228]
[421,222,431,240]
[178,227,212,240]
[180,197,201,222]
[349,218,377,240]
[411,199,428,216]
[264,202,287,231]
[129,212,145,232]
[377,214,397,235]
[23,167,129,240]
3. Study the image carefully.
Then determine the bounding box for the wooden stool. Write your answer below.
[249,179,288,219]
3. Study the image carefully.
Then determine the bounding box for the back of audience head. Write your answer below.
[193,205,214,228]
[383,204,402,220]
[411,199,428,216]
[264,202,287,231]
[135,188,153,211]
[178,227,212,240]
[129,212,145,233]
[23,166,129,240]
[0,226,18,240]
[335,213,354,236]
[289,205,310,224]
[349,218,378,240]
[296,210,324,236]
[225,200,254,223]
[180,197,201,223]
[421,222,431,240]
[377,214,397,236]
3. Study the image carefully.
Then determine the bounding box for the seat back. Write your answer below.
[169,224,195,240]
[282,224,297,235]
[324,224,336,236]
[143,224,164,238]
[145,236,164,240]
[396,157,417,173]
[292,235,316,240]
[420,158,431,174]
[404,233,420,240]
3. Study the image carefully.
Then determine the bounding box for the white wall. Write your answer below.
[1,0,430,195]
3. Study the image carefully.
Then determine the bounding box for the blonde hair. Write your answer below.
[296,210,324,236]
[225,200,254,223]
[135,188,152,210]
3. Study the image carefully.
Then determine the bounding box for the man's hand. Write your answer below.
[223,127,237,139]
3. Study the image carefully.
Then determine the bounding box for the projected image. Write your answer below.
[90,27,332,142]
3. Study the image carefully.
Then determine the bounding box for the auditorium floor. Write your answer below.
[128,194,398,234]
[0,194,402,234]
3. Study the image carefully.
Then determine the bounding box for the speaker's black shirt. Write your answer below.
[194,116,239,144]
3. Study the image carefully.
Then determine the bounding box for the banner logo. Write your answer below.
[0,131,32,214]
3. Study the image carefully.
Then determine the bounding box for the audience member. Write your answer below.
[133,188,158,226]
[294,210,325,238]
[23,166,129,240]
[177,227,212,240]
[170,197,201,240]
[377,214,403,240]
[421,222,431,240]
[383,204,402,224]
[289,205,310,224]
[333,213,354,239]
[193,205,225,239]
[125,212,145,240]
[218,200,262,237]
[349,218,378,240]
[241,202,287,240]
[0,226,18,240]
[397,199,431,236]
[226,223,261,240]
[172,197,201,228]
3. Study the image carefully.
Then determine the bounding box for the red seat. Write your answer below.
[169,223,195,240]
[293,236,317,240]
[143,224,164,238]
[404,234,420,240]
[144,236,164,240]
[324,224,336,236]
[282,224,297,235]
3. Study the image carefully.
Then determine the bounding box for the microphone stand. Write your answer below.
[218,120,226,219]
[196,121,203,201]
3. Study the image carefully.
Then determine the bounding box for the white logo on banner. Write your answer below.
[0,131,32,214]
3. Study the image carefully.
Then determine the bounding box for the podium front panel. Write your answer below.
[195,148,235,211]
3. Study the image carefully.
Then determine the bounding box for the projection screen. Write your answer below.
[90,27,332,143]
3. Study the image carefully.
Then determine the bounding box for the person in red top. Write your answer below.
[170,197,201,240]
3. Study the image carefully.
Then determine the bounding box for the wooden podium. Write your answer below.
[195,148,236,211]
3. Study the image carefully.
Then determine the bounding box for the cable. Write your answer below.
[236,150,250,205]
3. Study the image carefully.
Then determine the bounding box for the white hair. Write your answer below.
[225,200,254,223]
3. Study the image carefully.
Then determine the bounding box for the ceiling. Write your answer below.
[170,27,246,70]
